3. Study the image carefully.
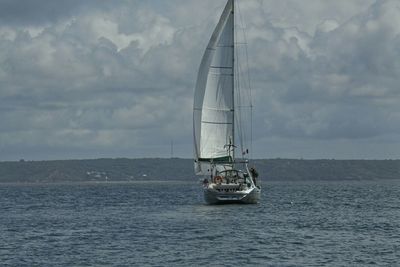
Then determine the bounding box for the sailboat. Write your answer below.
[193,0,261,204]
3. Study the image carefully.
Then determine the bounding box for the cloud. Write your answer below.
[244,0,400,145]
[0,1,193,159]
[0,0,400,160]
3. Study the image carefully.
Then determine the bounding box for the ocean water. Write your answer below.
[0,180,399,266]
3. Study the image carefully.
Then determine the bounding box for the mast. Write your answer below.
[231,0,235,163]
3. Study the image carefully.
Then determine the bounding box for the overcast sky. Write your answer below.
[1,0,400,161]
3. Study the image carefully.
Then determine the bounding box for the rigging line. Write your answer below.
[236,56,246,158]
[208,73,233,77]
[210,66,233,69]
[201,120,233,125]
[231,0,236,162]
[244,23,254,161]
[197,107,233,111]
[237,1,253,160]
[234,3,246,160]
[235,1,247,160]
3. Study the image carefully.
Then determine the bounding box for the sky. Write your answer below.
[1,0,400,161]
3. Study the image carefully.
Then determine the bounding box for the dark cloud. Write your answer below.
[0,0,105,26]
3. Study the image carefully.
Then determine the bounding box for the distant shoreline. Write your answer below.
[3,157,400,163]
[1,158,399,183]
[0,180,194,186]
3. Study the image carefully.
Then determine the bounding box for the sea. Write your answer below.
[0,180,399,266]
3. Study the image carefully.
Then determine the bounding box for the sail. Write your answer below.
[193,0,234,175]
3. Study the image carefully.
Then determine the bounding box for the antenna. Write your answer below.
[170,140,174,158]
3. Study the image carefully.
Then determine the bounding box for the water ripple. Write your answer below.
[0,180,399,266]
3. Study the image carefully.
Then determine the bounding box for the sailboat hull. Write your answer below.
[204,186,261,204]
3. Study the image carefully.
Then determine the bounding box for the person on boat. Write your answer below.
[250,167,259,185]
[213,175,223,184]
[203,178,209,187]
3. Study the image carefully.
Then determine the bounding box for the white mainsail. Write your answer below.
[193,0,234,175]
